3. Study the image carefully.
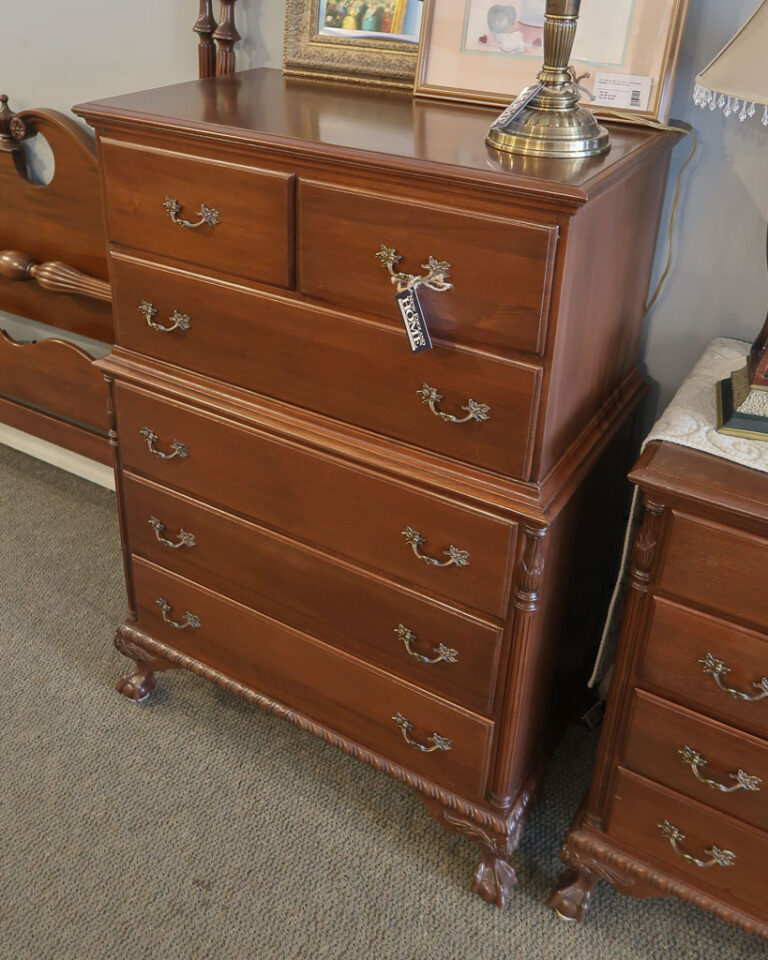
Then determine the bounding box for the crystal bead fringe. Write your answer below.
[693,84,768,125]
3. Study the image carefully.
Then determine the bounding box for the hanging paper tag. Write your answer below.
[592,73,652,112]
[396,288,433,354]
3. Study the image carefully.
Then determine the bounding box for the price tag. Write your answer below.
[396,288,433,354]
[592,73,652,112]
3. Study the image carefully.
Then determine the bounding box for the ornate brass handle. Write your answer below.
[678,745,761,794]
[658,820,735,869]
[156,597,201,630]
[162,195,220,229]
[139,427,189,461]
[417,383,491,424]
[395,624,459,665]
[138,300,191,333]
[392,713,452,752]
[698,653,768,702]
[148,516,196,550]
[375,244,452,295]
[401,526,470,568]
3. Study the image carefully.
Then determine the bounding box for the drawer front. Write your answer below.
[640,597,768,740]
[111,252,541,479]
[298,181,556,356]
[609,768,768,919]
[116,384,516,617]
[623,690,768,833]
[133,558,494,800]
[123,474,503,715]
[100,140,294,289]
[659,511,768,631]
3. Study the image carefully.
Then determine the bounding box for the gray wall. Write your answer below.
[1,0,766,417]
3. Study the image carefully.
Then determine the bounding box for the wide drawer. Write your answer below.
[623,690,768,833]
[133,557,494,800]
[639,597,768,741]
[110,252,541,479]
[298,181,557,356]
[609,768,768,919]
[659,511,768,632]
[100,139,294,289]
[123,474,503,715]
[115,383,517,618]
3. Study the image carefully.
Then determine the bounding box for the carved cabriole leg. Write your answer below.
[421,796,519,908]
[114,622,176,702]
[549,866,597,922]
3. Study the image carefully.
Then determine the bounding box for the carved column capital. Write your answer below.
[628,496,666,593]
[515,524,548,612]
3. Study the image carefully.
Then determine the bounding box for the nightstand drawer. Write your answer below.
[101,139,294,289]
[123,474,503,715]
[659,512,768,631]
[110,251,541,479]
[115,383,517,617]
[623,690,768,833]
[609,768,768,918]
[133,558,494,800]
[640,597,768,740]
[298,181,557,357]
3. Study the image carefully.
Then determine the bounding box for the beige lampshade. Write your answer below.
[693,0,768,123]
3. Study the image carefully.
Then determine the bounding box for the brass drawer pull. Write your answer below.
[678,745,761,793]
[156,597,201,630]
[658,820,735,869]
[401,526,470,568]
[392,712,452,752]
[139,300,191,333]
[162,195,220,229]
[375,244,452,294]
[395,624,458,665]
[417,383,491,424]
[699,653,768,702]
[148,516,196,550]
[139,427,189,461]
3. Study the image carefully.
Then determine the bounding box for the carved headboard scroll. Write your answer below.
[0,96,113,342]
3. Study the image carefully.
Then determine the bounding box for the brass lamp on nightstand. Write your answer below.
[693,1,768,439]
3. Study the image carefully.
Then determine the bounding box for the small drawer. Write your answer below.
[115,383,517,618]
[110,252,541,480]
[659,511,768,631]
[639,597,768,740]
[123,474,503,715]
[132,558,494,800]
[298,181,557,357]
[609,768,768,918]
[623,690,768,833]
[100,139,294,289]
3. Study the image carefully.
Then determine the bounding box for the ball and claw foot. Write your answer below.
[115,666,156,703]
[549,867,597,922]
[472,855,518,909]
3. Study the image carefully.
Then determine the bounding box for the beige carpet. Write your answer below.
[1,442,764,960]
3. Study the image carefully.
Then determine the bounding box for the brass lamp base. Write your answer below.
[486,85,610,159]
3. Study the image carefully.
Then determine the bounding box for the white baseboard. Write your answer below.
[0,424,115,490]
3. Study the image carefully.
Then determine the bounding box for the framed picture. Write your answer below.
[414,0,689,122]
[284,0,425,89]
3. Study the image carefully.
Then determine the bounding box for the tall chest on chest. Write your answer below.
[76,69,678,908]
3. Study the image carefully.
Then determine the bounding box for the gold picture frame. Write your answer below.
[283,0,424,89]
[414,0,690,123]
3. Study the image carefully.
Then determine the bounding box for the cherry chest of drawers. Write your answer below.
[75,68,678,909]
[551,441,768,940]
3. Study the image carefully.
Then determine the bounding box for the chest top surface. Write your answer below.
[75,68,675,207]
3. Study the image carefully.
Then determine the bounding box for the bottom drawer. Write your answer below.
[132,557,493,800]
[608,768,768,919]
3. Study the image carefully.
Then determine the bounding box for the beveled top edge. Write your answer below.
[74,68,678,208]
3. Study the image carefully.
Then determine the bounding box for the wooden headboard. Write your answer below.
[0,95,113,464]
